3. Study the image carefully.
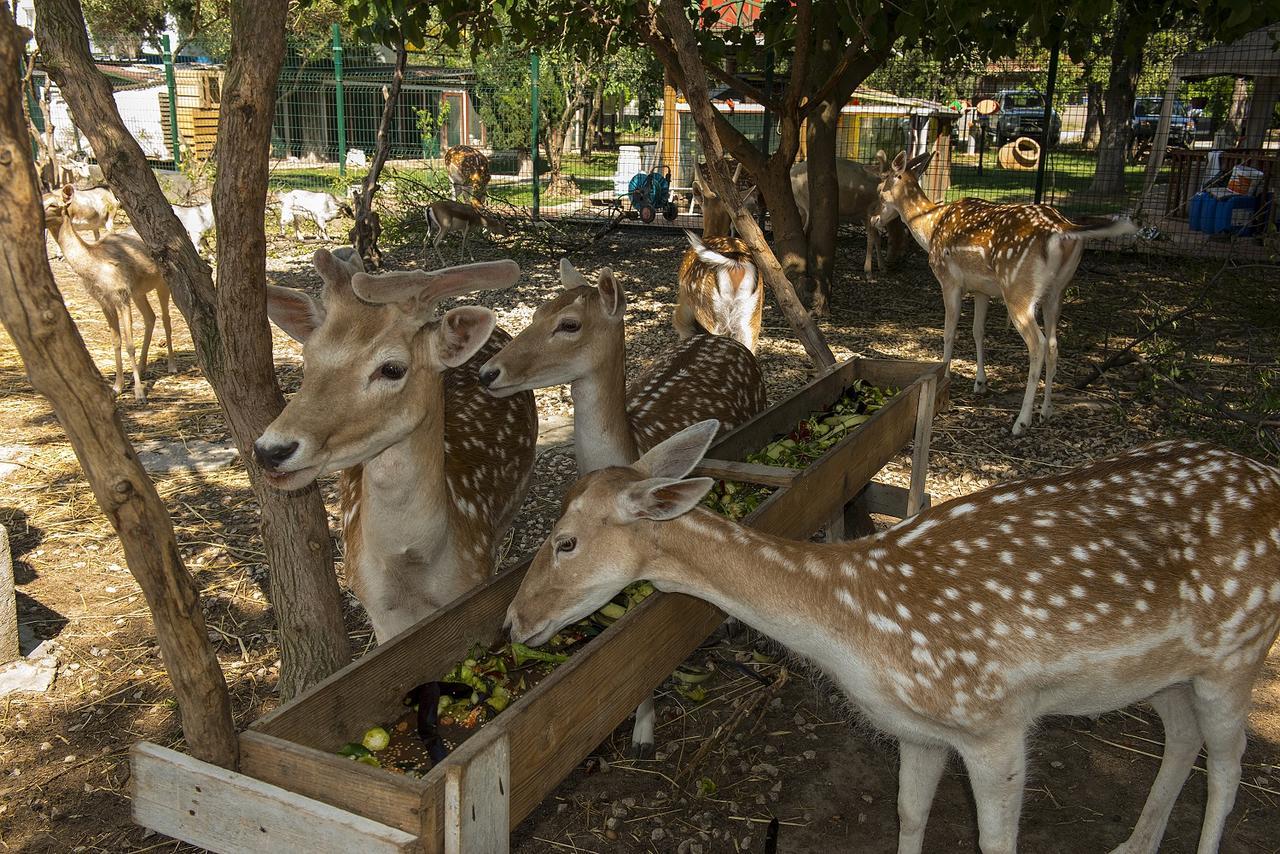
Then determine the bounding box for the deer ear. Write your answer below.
[907,151,934,177]
[619,477,716,522]
[61,184,73,200]
[559,258,592,290]
[432,306,496,368]
[596,268,624,317]
[891,151,908,173]
[634,419,719,480]
[266,285,325,343]
[312,248,353,296]
[875,150,890,174]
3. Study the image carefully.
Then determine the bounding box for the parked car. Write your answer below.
[1131,97,1195,147]
[987,90,1061,146]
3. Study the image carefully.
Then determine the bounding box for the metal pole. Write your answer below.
[530,50,541,220]
[161,35,181,170]
[333,23,347,177]
[1034,35,1061,205]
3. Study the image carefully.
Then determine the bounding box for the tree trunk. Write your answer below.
[1088,11,1144,197]
[804,94,840,316]
[353,34,406,270]
[1083,78,1103,150]
[0,12,237,768]
[655,0,833,368]
[36,0,352,700]
[1215,76,1249,148]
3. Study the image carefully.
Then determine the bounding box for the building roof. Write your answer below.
[1172,25,1280,80]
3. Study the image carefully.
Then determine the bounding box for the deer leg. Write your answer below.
[972,293,990,394]
[1190,681,1249,854]
[319,218,331,241]
[672,299,697,340]
[865,226,878,278]
[460,223,471,263]
[958,735,1026,854]
[434,228,448,268]
[897,739,948,854]
[102,306,124,396]
[1039,292,1063,423]
[135,293,156,388]
[158,285,176,373]
[630,697,655,758]
[120,300,144,402]
[1007,301,1045,437]
[939,282,963,377]
[1108,685,1201,854]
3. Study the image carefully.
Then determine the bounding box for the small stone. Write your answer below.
[861,794,874,804]
[1050,760,1064,769]
[63,755,77,763]
[803,750,816,760]
[622,797,637,808]
[556,802,568,814]
[793,713,806,725]
[605,817,622,831]
[38,742,51,752]
[651,828,666,842]
[741,836,753,850]
[604,828,619,841]
[751,763,779,778]
[763,744,777,755]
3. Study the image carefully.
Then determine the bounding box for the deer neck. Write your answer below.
[894,182,946,253]
[54,217,95,271]
[570,324,638,473]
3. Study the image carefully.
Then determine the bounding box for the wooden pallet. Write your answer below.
[133,356,948,853]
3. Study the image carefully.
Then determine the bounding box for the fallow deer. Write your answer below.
[477,259,768,755]
[876,150,1137,436]
[42,184,118,239]
[424,199,509,267]
[508,420,1280,854]
[255,251,538,641]
[43,196,175,403]
[444,145,491,205]
[674,231,761,353]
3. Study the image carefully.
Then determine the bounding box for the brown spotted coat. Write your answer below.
[673,234,762,353]
[445,145,491,205]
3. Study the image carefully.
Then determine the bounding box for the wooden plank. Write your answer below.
[861,481,930,519]
[907,374,938,517]
[238,731,427,836]
[693,458,797,487]
[855,358,946,392]
[444,732,509,854]
[131,742,420,854]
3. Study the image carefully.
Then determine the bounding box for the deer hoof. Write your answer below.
[629,741,655,760]
[973,379,987,395]
[1011,419,1029,437]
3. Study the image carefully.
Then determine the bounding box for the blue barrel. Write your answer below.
[1188,191,1210,232]
[1213,193,1259,237]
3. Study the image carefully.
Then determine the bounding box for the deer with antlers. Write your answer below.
[508,420,1280,854]
[477,259,767,755]
[255,251,537,641]
[876,151,1136,436]
[674,231,761,353]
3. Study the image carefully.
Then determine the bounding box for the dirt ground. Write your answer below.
[1,221,1278,853]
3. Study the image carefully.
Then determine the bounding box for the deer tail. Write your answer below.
[685,230,746,269]
[1058,215,1138,241]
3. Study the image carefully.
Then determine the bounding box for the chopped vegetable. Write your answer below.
[355,755,381,767]
[362,726,391,752]
[510,642,570,667]
[337,742,371,759]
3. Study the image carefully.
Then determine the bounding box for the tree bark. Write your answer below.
[1089,7,1144,196]
[36,0,352,700]
[1215,76,1249,148]
[803,96,840,315]
[655,0,834,368]
[352,33,406,270]
[1083,77,1103,150]
[0,10,237,768]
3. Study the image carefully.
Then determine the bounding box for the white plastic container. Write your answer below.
[1227,165,1264,196]
[614,145,643,195]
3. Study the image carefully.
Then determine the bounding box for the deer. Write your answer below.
[508,419,1280,854]
[255,251,538,642]
[277,189,354,241]
[424,199,509,267]
[791,157,909,313]
[172,201,215,257]
[477,259,768,757]
[876,150,1137,436]
[42,184,118,239]
[444,145,491,205]
[674,231,762,353]
[42,195,175,403]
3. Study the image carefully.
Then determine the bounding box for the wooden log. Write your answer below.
[692,458,798,487]
[907,374,938,517]
[131,743,419,854]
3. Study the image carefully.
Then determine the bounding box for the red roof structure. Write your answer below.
[701,0,763,29]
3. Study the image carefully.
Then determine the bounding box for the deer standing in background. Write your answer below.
[877,150,1136,436]
[424,199,509,267]
[255,251,537,641]
[509,420,1280,854]
[445,145,491,205]
[674,231,761,353]
[478,259,767,755]
[43,197,175,403]
[43,184,118,239]
[172,201,215,257]
[277,189,354,241]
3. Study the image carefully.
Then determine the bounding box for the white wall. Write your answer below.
[48,84,171,161]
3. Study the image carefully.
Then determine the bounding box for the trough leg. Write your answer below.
[445,732,510,854]
[907,375,938,518]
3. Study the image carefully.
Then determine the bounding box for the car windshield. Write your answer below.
[1134,98,1187,117]
[1002,92,1044,109]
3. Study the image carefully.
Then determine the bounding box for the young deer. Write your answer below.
[43,198,175,403]
[478,260,768,755]
[444,145,491,204]
[508,420,1280,854]
[277,189,354,242]
[255,251,537,641]
[674,231,761,353]
[877,151,1136,436]
[424,199,508,267]
[43,184,119,239]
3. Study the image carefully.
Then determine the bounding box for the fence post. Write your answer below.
[333,23,347,177]
[161,35,181,170]
[530,49,541,220]
[1034,35,1061,205]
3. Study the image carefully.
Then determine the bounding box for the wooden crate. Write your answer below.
[133,357,949,853]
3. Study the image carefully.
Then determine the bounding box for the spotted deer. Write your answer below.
[478,259,767,755]
[255,251,537,641]
[674,231,761,353]
[509,420,1280,854]
[444,145,491,205]
[876,150,1136,436]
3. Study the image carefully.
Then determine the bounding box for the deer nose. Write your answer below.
[254,440,299,471]
[478,365,501,388]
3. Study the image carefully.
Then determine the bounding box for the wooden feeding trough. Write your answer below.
[132,356,949,853]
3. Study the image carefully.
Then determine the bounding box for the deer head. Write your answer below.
[477,258,625,396]
[505,420,719,646]
[253,250,520,489]
[875,150,933,227]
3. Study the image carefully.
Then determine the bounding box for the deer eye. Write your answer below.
[378,361,408,381]
[555,536,577,554]
[555,318,581,334]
